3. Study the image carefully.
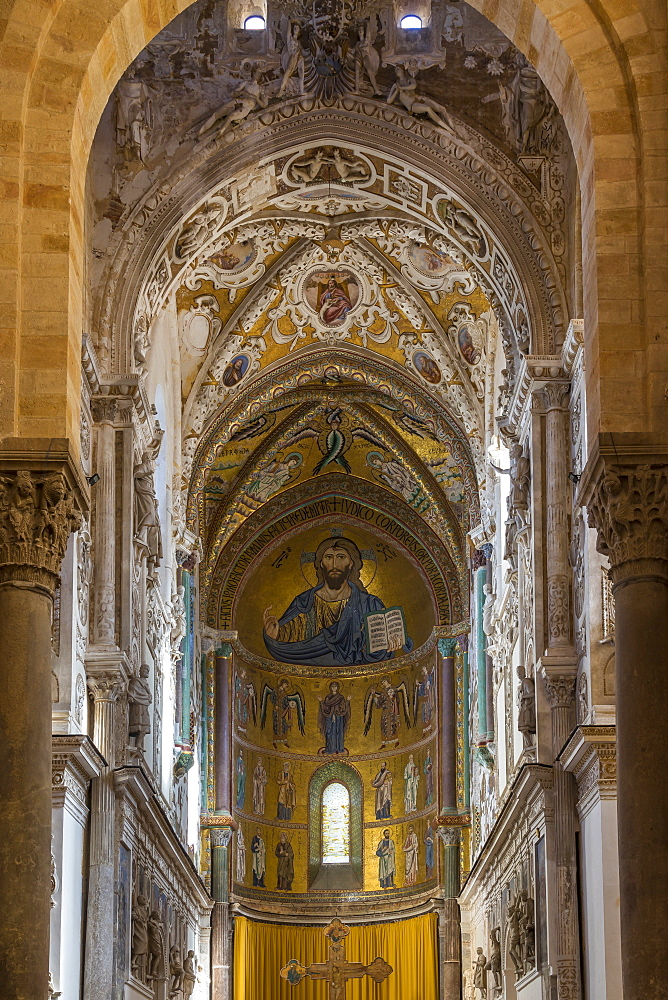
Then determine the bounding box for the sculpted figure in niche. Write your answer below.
[276,23,305,98]
[486,928,501,992]
[387,65,455,133]
[252,758,267,814]
[371,761,393,819]
[198,63,268,137]
[518,889,536,970]
[507,897,524,979]
[317,681,351,754]
[146,910,165,981]
[183,952,197,999]
[275,832,294,890]
[473,947,487,998]
[131,893,150,979]
[128,664,152,751]
[169,945,184,996]
[263,536,412,666]
[134,453,163,568]
[516,665,536,748]
[376,829,396,888]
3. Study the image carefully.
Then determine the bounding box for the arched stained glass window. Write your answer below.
[322,782,350,864]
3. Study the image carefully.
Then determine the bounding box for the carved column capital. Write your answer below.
[90,397,119,424]
[532,381,570,412]
[437,827,462,847]
[210,827,233,849]
[438,637,458,658]
[540,669,576,709]
[0,469,82,595]
[586,462,668,585]
[86,669,129,702]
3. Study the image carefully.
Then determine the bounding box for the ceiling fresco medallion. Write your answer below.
[301,268,361,331]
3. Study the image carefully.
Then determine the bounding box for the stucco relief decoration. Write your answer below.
[180,295,222,359]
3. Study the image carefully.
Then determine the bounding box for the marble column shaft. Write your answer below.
[542,384,572,647]
[439,829,461,999]
[587,461,668,1000]
[210,829,232,1000]
[91,404,117,646]
[84,672,128,1000]
[438,639,458,812]
[0,458,82,1000]
[215,648,232,814]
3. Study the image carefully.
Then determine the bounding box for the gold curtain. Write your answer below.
[233,912,439,1000]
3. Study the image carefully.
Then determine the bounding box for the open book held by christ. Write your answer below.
[364,607,407,655]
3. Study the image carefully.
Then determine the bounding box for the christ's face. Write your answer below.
[320,546,353,588]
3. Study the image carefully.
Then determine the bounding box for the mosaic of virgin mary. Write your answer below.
[263,535,412,666]
[305,270,360,328]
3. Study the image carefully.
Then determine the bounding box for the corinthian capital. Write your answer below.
[0,469,82,594]
[587,463,668,585]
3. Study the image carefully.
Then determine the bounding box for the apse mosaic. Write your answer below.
[231,523,437,663]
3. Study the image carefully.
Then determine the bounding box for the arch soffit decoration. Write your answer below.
[100,117,567,377]
[200,392,469,565]
[185,353,481,532]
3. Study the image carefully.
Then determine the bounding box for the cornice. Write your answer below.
[560,725,617,812]
[115,764,212,910]
[52,734,106,824]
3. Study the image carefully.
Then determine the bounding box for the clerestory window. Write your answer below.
[321,781,350,864]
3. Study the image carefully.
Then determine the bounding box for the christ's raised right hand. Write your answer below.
[263,606,279,639]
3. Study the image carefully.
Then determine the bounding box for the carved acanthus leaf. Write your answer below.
[0,471,82,593]
[587,463,668,584]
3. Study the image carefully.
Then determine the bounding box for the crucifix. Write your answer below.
[280,918,393,1000]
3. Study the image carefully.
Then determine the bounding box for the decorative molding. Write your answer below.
[560,726,617,816]
[52,734,106,826]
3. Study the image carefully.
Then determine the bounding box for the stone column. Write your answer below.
[438,827,461,999]
[210,826,233,1000]
[0,456,82,1000]
[91,400,117,647]
[215,639,235,815]
[473,549,488,742]
[438,638,458,813]
[536,381,581,1000]
[586,462,668,1000]
[84,666,129,1000]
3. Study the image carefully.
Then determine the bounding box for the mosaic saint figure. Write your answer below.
[275,833,294,890]
[252,758,268,815]
[403,754,420,814]
[235,751,246,811]
[263,536,412,666]
[424,750,434,806]
[371,761,393,820]
[424,821,435,875]
[414,665,436,732]
[402,825,419,886]
[276,761,297,821]
[236,826,246,883]
[376,830,396,889]
[260,678,306,747]
[234,667,256,731]
[364,675,412,749]
[251,829,266,887]
[317,681,351,754]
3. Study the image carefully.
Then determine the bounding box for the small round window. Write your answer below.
[244,15,266,30]
[400,14,423,28]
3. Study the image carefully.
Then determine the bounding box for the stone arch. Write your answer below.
[0,0,659,444]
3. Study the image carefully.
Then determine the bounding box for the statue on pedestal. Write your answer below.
[516,665,536,748]
[128,664,152,751]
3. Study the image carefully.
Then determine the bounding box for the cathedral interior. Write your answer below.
[0,0,666,998]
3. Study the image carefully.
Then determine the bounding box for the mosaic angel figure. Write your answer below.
[259,678,306,747]
[363,675,412,749]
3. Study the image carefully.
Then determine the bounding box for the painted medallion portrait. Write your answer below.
[406,242,458,277]
[222,353,250,387]
[412,351,442,385]
[205,239,256,273]
[304,269,360,328]
[233,525,436,666]
[457,325,481,366]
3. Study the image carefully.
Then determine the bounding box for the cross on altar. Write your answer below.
[280,918,393,1000]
